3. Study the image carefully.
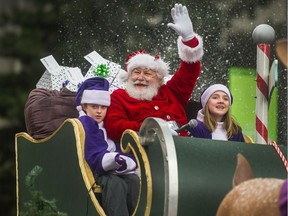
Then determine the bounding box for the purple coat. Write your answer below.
[79,115,136,176]
[188,120,245,142]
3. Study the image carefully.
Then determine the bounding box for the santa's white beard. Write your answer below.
[126,79,161,101]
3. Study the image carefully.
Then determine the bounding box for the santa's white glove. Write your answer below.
[167,3,195,42]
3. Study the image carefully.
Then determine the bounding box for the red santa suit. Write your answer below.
[105,35,204,141]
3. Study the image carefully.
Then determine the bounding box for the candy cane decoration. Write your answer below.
[252,24,275,144]
[269,140,288,173]
[255,43,269,144]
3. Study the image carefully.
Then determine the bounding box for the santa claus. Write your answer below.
[105,3,204,141]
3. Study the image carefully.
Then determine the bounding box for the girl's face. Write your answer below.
[83,104,108,123]
[207,91,230,122]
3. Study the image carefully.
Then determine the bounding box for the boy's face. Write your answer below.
[83,104,108,123]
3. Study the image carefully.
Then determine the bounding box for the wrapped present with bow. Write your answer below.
[36,55,84,92]
[84,51,126,92]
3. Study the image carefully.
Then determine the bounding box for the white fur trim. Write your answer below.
[102,152,119,171]
[117,68,129,83]
[201,84,231,108]
[177,34,204,63]
[99,122,116,152]
[196,109,204,122]
[81,90,110,106]
[121,53,169,82]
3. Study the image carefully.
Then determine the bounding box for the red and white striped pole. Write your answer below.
[252,24,275,144]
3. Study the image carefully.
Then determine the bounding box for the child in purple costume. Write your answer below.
[76,77,140,216]
[188,84,244,142]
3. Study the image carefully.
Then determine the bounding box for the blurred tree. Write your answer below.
[0,0,63,215]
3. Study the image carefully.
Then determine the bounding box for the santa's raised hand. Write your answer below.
[167,3,195,42]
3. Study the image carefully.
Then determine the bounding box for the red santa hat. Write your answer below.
[120,50,169,82]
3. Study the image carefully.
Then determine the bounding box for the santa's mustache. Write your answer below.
[133,80,148,86]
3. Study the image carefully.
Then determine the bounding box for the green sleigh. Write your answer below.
[15,117,287,216]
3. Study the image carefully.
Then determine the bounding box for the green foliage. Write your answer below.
[21,166,67,216]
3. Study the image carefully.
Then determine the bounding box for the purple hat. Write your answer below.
[76,77,110,116]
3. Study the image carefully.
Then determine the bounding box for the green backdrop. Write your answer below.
[229,67,278,142]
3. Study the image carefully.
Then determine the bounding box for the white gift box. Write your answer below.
[36,55,84,92]
[84,51,126,92]
[36,52,172,93]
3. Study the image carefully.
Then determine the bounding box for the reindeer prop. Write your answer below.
[216,153,287,216]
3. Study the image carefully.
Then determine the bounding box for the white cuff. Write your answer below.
[121,155,137,171]
[102,152,119,171]
[177,34,204,63]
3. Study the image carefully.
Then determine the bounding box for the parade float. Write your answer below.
[15,24,287,216]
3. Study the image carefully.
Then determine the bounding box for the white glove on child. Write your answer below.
[167,3,195,41]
